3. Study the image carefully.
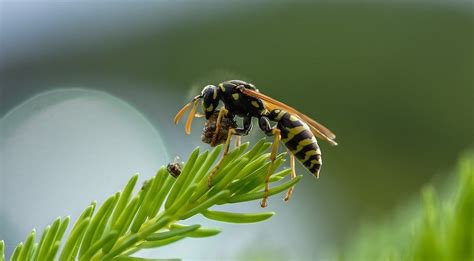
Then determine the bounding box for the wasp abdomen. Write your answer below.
[271,110,322,177]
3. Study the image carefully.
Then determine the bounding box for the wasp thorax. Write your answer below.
[201,110,237,146]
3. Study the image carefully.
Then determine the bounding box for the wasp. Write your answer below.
[174,80,337,207]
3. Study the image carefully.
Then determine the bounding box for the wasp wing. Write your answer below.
[264,101,338,146]
[239,88,338,146]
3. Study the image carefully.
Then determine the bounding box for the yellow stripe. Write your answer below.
[293,138,314,154]
[213,88,217,99]
[309,158,322,169]
[301,150,318,163]
[219,83,225,92]
[289,115,299,122]
[277,111,286,120]
[232,93,239,100]
[251,100,260,108]
[281,126,306,143]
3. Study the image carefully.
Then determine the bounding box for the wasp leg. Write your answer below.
[208,128,235,187]
[284,152,296,202]
[211,107,229,146]
[261,128,281,208]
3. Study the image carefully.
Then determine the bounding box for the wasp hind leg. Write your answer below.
[261,128,281,208]
[284,152,296,202]
[208,128,235,187]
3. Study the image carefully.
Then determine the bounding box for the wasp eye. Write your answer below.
[201,85,214,95]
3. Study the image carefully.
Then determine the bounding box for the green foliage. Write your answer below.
[1,240,4,261]
[341,153,474,261]
[2,139,299,260]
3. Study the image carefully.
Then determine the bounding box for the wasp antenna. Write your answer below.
[185,100,198,135]
[174,102,192,125]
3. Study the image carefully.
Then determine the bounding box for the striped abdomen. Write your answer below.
[270,110,322,177]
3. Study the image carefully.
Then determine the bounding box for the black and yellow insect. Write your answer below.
[174,80,337,207]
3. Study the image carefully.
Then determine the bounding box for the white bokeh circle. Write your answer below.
[0,88,169,253]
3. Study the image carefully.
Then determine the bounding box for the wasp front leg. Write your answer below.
[211,107,229,147]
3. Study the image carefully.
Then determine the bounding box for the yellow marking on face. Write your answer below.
[281,126,306,143]
[251,100,260,108]
[206,103,214,112]
[213,88,217,99]
[219,83,225,92]
[232,93,239,100]
[289,115,299,122]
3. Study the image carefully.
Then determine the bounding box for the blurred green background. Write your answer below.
[1,1,473,260]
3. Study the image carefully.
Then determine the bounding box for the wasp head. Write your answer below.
[201,85,220,119]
